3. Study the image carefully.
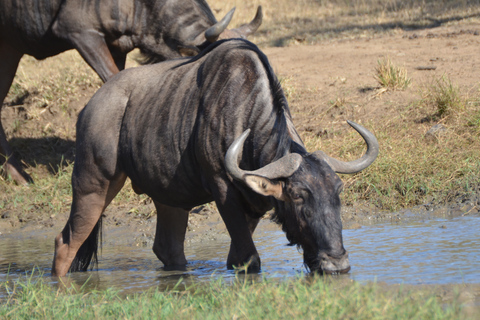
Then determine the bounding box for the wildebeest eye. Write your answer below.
[288,186,305,202]
[291,192,303,202]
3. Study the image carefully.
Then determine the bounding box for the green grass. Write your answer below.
[1,272,472,319]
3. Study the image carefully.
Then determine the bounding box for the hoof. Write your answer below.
[227,253,261,273]
[1,162,33,185]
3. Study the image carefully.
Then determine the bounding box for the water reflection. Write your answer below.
[1,215,479,297]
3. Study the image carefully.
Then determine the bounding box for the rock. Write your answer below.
[425,124,448,143]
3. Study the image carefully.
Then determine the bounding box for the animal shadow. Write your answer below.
[8,137,75,175]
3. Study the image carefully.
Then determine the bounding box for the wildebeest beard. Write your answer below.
[270,195,313,262]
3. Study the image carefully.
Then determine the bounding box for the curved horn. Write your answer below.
[229,6,263,39]
[314,121,379,174]
[225,129,303,182]
[205,7,236,43]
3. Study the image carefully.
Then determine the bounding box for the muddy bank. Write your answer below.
[341,188,480,229]
[1,188,478,247]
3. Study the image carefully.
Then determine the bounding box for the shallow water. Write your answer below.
[345,216,480,285]
[1,215,479,296]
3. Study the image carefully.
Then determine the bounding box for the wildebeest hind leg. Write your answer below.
[152,201,189,270]
[0,42,30,184]
[52,172,127,277]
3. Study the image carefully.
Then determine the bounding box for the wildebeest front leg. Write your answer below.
[227,216,260,270]
[67,31,120,82]
[212,179,261,272]
[152,201,189,270]
[0,41,31,185]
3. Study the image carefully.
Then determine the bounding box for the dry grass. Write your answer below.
[210,0,480,47]
[298,74,480,210]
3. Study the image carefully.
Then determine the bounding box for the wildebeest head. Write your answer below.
[138,3,262,64]
[225,121,379,274]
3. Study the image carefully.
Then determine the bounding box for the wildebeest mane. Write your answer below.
[193,39,299,160]
[137,49,164,65]
[137,44,202,65]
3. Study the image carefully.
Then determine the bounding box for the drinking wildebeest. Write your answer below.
[0,0,262,185]
[51,39,379,277]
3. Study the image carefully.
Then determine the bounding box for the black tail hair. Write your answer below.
[69,218,103,272]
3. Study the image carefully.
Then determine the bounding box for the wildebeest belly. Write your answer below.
[122,152,214,210]
[0,0,70,58]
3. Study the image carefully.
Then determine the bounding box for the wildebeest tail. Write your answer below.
[69,218,103,272]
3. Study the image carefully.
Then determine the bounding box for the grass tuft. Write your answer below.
[375,56,411,90]
[422,75,465,118]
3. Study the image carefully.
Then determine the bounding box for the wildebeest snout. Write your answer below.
[320,251,351,274]
[307,250,351,275]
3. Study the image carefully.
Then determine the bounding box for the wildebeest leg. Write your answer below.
[67,31,120,82]
[212,179,261,272]
[227,216,260,270]
[152,201,189,269]
[0,42,31,185]
[52,171,127,277]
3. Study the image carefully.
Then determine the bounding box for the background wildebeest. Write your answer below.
[0,0,262,185]
[51,39,379,277]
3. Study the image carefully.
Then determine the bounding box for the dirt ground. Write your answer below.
[266,23,480,129]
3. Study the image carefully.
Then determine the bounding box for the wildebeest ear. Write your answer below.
[244,175,285,201]
[178,46,199,57]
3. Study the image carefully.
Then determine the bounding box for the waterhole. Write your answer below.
[1,215,479,296]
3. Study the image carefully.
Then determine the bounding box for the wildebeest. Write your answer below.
[51,39,379,277]
[0,0,262,185]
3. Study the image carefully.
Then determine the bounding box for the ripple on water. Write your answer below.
[344,216,480,284]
